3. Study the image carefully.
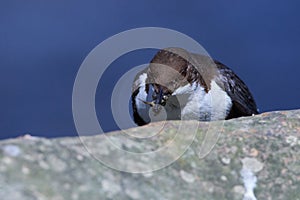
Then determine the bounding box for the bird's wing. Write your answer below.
[214,60,259,118]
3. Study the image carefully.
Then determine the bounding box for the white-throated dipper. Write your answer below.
[132,47,258,126]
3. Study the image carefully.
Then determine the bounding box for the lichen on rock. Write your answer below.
[0,109,300,200]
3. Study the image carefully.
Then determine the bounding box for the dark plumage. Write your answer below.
[214,61,259,119]
[131,47,258,126]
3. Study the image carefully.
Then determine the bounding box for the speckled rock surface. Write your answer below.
[0,110,300,200]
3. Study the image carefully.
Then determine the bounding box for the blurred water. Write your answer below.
[0,0,299,139]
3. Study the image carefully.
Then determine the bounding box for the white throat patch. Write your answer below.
[172,80,232,121]
[134,73,232,122]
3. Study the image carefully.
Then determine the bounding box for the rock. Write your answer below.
[241,157,264,173]
[1,145,21,157]
[221,157,231,165]
[0,109,300,200]
[180,170,196,183]
[249,148,259,157]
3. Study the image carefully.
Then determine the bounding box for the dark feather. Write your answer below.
[214,60,259,119]
[131,88,147,126]
[131,48,259,125]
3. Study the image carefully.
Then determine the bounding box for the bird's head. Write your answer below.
[142,48,192,113]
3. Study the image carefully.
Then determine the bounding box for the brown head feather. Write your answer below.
[146,47,218,93]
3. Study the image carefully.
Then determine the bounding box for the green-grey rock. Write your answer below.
[0,109,300,200]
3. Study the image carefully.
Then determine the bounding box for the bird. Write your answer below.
[131,47,259,126]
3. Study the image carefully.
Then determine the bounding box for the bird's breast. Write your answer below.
[133,74,233,123]
[177,81,232,121]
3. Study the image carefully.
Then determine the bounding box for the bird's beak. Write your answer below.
[140,85,170,113]
[138,98,154,106]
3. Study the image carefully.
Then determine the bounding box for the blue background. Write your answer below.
[1,0,299,139]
